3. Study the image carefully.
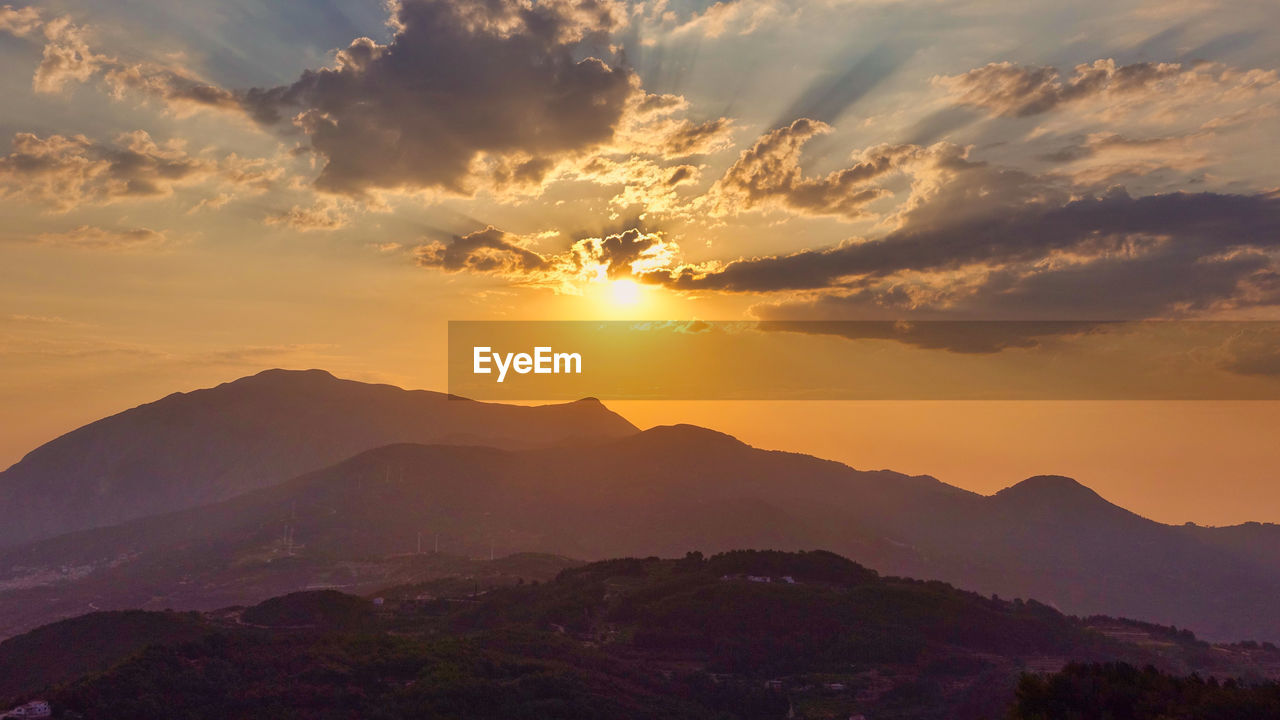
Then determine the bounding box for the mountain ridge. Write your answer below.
[0,368,638,547]
[3,421,1279,643]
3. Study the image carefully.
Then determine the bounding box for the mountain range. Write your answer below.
[0,368,637,547]
[1,369,1278,645]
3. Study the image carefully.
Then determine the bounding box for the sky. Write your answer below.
[2,0,1280,525]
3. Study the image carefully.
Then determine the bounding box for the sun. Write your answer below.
[609,278,643,306]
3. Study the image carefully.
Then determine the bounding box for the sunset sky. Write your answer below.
[3,0,1279,525]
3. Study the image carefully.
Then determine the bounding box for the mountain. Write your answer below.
[6,551,1279,720]
[0,369,637,547]
[3,424,1279,643]
[951,475,1280,641]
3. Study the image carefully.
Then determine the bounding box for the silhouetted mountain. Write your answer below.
[992,475,1118,512]
[0,369,637,546]
[1180,521,1280,575]
[6,551,1278,720]
[3,424,1279,643]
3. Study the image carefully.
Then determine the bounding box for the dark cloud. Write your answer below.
[937,59,1187,117]
[7,1,727,210]
[655,143,1280,351]
[416,226,548,275]
[662,180,1280,297]
[240,0,638,195]
[104,65,239,113]
[0,130,280,212]
[655,117,733,156]
[573,227,676,279]
[724,184,1280,353]
[414,224,684,289]
[969,244,1275,319]
[754,243,1277,322]
[0,131,209,210]
[696,143,1280,355]
[666,165,694,185]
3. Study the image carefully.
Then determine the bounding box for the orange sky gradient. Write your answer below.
[3,0,1280,528]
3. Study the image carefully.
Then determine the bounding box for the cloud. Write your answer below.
[610,91,734,159]
[741,198,1280,357]
[239,0,640,196]
[265,198,352,232]
[101,63,239,115]
[416,226,549,276]
[620,114,734,158]
[1,7,105,93]
[6,1,729,211]
[937,59,1183,118]
[754,238,1277,316]
[0,4,40,37]
[650,136,1280,350]
[34,225,169,251]
[936,58,1279,119]
[662,184,1280,298]
[1043,131,1213,187]
[665,131,1280,352]
[705,119,964,219]
[415,225,683,290]
[32,15,100,93]
[664,0,780,39]
[0,131,210,210]
[0,131,281,212]
[1042,131,1205,164]
[570,155,701,216]
[569,226,681,279]
[7,8,259,114]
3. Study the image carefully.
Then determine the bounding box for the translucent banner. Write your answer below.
[447,320,1280,400]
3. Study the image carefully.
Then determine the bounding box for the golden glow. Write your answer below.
[609,278,642,307]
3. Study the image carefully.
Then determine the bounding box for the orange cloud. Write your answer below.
[705,119,965,220]
[34,225,169,251]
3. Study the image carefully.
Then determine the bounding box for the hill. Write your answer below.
[1012,662,1280,719]
[0,610,209,701]
[0,369,637,546]
[5,550,1278,720]
[2,425,1280,644]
